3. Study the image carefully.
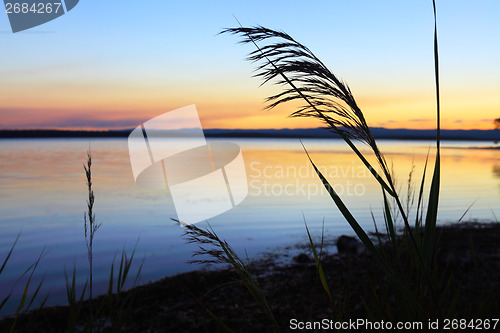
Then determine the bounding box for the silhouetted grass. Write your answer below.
[199,0,454,323]
[64,265,87,333]
[0,233,47,332]
[1,152,142,333]
[181,221,279,332]
[84,150,101,332]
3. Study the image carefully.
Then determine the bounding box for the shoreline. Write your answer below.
[1,128,500,141]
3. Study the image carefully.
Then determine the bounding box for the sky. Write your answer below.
[0,0,499,130]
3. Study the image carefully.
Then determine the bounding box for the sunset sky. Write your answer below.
[0,0,498,130]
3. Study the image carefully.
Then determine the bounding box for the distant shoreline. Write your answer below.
[1,128,499,141]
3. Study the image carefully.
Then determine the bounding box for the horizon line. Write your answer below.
[1,126,499,132]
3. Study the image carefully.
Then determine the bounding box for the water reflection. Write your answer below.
[493,164,500,178]
[493,164,500,192]
[1,138,499,313]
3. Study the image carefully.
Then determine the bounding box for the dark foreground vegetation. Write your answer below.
[1,222,499,332]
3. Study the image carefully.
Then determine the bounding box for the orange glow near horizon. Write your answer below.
[0,79,498,131]
[1,106,497,131]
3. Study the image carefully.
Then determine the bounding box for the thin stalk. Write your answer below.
[84,150,101,332]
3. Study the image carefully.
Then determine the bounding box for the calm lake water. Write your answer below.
[1,137,499,314]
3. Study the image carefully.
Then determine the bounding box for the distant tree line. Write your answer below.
[495,118,500,130]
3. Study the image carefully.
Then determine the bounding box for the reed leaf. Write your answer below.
[0,233,20,276]
[0,233,21,312]
[457,199,478,223]
[423,0,441,265]
[382,188,398,256]
[304,221,335,314]
[10,246,45,333]
[180,221,280,332]
[301,143,426,316]
[415,151,430,235]
[64,265,88,333]
[188,289,235,333]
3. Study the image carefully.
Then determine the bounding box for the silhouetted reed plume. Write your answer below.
[221,2,443,317]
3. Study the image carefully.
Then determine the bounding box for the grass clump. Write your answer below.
[64,265,88,333]
[0,234,47,332]
[181,221,279,333]
[188,0,458,324]
[78,151,142,333]
[0,152,142,333]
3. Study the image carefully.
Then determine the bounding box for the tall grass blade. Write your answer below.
[304,221,336,313]
[25,277,45,312]
[301,143,426,316]
[0,233,20,276]
[108,259,115,295]
[423,0,441,263]
[0,233,21,311]
[0,294,11,312]
[64,265,88,333]
[188,289,235,333]
[118,253,124,293]
[181,221,280,332]
[217,238,279,332]
[371,210,384,248]
[491,208,498,223]
[10,247,45,333]
[457,199,477,223]
[382,189,398,256]
[415,151,430,234]
[15,247,44,312]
